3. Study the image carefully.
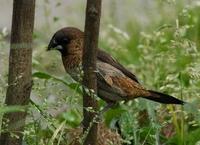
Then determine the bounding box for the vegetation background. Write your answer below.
[0,0,200,144]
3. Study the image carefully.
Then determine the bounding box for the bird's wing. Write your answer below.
[96,60,149,101]
[97,49,139,83]
[96,50,148,102]
[96,60,128,99]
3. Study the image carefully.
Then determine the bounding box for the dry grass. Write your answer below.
[68,123,122,145]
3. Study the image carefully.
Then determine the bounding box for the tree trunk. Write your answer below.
[0,0,35,145]
[82,0,102,145]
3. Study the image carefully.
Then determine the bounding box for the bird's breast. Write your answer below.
[62,54,82,82]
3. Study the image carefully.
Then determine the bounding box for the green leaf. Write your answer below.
[68,83,82,94]
[168,128,200,145]
[0,105,27,114]
[61,110,81,127]
[32,72,52,80]
[104,107,126,126]
[178,72,190,87]
[32,71,82,94]
[186,128,200,145]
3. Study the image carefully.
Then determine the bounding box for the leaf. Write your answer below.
[156,24,173,32]
[32,72,52,80]
[0,105,27,114]
[167,128,200,145]
[32,71,82,94]
[61,110,81,127]
[104,107,126,126]
[186,128,200,145]
[178,72,190,87]
[68,83,82,94]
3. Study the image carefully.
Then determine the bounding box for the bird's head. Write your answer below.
[47,27,84,56]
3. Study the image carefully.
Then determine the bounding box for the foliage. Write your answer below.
[0,0,200,145]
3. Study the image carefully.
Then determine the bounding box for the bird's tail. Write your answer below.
[143,90,184,105]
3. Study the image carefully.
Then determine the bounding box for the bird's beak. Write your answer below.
[47,38,58,51]
[47,38,63,51]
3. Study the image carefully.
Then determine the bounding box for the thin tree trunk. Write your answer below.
[0,0,35,145]
[82,0,102,145]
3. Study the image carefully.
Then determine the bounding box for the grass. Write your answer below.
[1,0,200,144]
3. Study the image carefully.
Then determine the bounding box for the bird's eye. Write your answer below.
[62,38,70,44]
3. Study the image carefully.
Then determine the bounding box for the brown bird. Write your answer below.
[47,27,184,110]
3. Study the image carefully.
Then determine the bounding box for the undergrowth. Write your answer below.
[0,0,200,145]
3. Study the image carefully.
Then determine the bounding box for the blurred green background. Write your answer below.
[0,0,200,145]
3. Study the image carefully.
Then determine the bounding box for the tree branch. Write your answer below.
[82,0,102,145]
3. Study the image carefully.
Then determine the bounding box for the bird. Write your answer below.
[47,27,184,112]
